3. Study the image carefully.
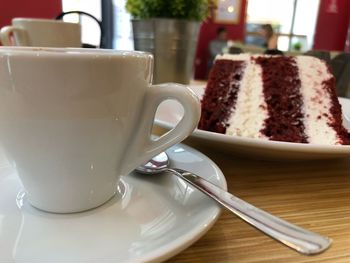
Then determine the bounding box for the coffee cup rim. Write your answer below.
[12,18,77,25]
[0,47,153,59]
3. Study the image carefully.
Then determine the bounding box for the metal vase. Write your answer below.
[132,18,200,84]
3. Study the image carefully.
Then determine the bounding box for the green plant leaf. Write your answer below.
[125,0,210,21]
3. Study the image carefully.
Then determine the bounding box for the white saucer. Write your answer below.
[0,144,226,263]
[155,85,350,160]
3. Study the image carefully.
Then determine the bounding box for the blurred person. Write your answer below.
[260,24,278,50]
[208,27,228,69]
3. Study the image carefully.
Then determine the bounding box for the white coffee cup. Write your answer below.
[0,47,200,213]
[0,18,81,47]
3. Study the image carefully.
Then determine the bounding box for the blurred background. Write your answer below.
[1,0,350,88]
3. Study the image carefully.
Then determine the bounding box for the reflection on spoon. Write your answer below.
[343,113,350,131]
[136,152,331,256]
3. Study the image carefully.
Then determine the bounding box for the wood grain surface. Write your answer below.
[162,137,350,263]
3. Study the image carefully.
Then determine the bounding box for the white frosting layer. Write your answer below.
[216,54,252,61]
[220,55,268,139]
[296,56,339,144]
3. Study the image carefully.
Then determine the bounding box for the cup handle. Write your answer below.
[121,83,201,175]
[0,26,24,46]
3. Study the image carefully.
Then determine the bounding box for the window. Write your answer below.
[112,0,133,50]
[62,0,101,47]
[292,0,320,51]
[246,0,320,51]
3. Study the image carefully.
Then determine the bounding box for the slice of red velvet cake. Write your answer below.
[198,54,349,145]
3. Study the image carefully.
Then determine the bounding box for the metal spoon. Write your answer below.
[135,152,331,255]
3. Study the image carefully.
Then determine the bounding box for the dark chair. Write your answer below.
[228,46,243,54]
[330,52,350,97]
[264,49,284,55]
[55,11,105,48]
[304,50,331,64]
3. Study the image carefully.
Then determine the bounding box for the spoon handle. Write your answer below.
[168,168,331,255]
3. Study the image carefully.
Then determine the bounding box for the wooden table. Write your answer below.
[161,137,350,262]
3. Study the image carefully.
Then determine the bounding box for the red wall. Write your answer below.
[313,0,350,51]
[0,0,62,30]
[194,0,248,80]
[345,19,350,51]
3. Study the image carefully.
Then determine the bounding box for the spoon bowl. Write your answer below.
[137,152,169,174]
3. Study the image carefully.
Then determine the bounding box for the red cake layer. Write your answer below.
[254,56,308,143]
[321,73,350,144]
[198,59,246,133]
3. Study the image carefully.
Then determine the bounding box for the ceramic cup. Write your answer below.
[0,18,81,47]
[0,47,200,213]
